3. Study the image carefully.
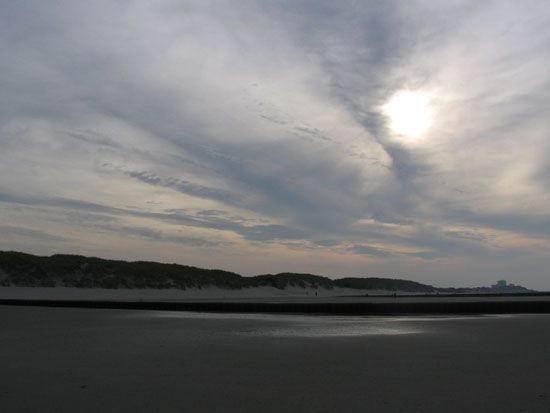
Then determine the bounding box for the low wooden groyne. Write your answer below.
[2,298,550,315]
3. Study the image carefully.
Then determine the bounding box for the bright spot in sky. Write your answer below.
[383,90,434,139]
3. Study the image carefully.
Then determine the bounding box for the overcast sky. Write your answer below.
[1,1,550,288]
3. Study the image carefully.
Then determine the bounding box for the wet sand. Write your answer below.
[1,306,549,412]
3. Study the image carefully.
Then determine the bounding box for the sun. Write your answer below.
[383,90,434,139]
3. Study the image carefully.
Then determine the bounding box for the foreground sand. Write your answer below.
[1,305,549,412]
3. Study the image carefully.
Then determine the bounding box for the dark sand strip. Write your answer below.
[2,297,550,314]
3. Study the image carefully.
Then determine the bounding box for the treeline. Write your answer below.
[0,251,528,293]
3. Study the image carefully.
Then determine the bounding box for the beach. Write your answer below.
[1,305,549,412]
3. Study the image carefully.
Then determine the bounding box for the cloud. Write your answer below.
[112,166,243,205]
[1,1,550,287]
[89,223,220,247]
[0,192,308,243]
[350,244,393,257]
[0,226,68,242]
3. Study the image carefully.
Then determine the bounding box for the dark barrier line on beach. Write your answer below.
[342,292,550,298]
[2,299,550,315]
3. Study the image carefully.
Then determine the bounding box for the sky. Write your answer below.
[1,1,550,289]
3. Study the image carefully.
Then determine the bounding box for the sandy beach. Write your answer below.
[1,305,549,412]
[2,287,550,316]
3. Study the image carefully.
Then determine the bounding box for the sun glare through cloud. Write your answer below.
[1,1,550,290]
[383,90,434,140]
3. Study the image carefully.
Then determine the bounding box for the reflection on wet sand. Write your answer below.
[130,311,513,337]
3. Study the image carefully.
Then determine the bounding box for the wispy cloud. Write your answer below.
[1,0,549,287]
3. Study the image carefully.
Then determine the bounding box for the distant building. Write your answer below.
[493,280,507,289]
[488,279,530,293]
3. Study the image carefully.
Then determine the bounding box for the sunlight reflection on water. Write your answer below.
[126,312,436,336]
[125,311,514,338]
[255,323,420,337]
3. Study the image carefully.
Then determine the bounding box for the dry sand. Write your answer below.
[0,286,546,304]
[0,286,399,301]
